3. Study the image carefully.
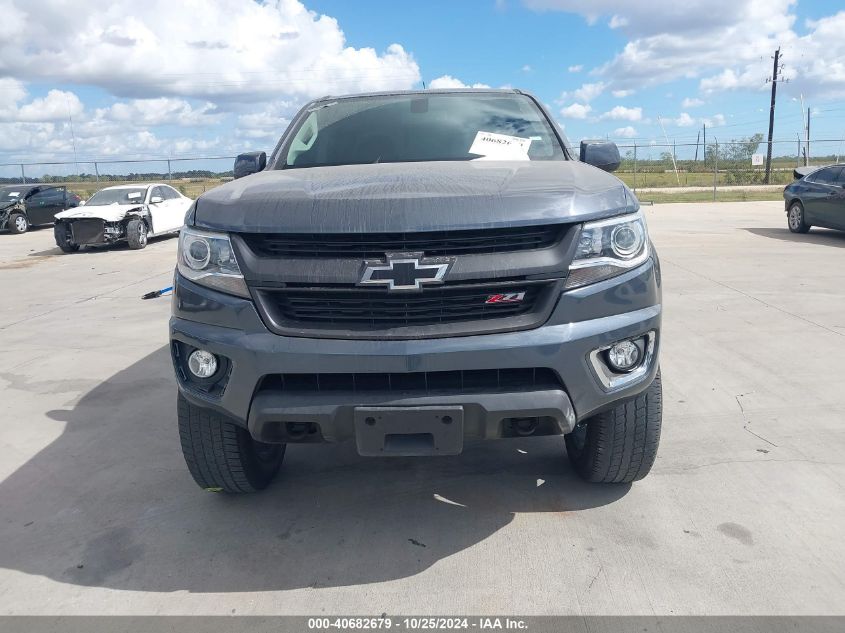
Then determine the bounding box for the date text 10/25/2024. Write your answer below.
[307,617,529,631]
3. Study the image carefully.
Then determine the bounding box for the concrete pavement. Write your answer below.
[1,202,843,615]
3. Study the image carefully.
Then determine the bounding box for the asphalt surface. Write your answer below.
[1,201,843,615]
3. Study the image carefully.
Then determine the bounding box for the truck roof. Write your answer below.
[311,88,524,103]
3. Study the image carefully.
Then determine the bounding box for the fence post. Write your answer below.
[633,143,637,194]
[20,164,25,184]
[713,140,718,202]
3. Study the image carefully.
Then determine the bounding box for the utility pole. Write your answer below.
[806,107,811,165]
[764,47,782,184]
[694,130,701,163]
[703,124,707,164]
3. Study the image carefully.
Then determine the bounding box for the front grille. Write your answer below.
[242,225,564,258]
[259,367,563,394]
[259,282,547,330]
[70,219,104,244]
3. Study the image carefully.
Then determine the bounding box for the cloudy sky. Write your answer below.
[1,0,845,174]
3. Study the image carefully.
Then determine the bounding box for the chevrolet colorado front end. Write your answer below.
[170,89,662,493]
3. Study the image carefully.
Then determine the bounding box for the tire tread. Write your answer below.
[177,393,283,493]
[566,372,662,483]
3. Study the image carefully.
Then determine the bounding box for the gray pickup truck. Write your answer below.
[170,89,662,493]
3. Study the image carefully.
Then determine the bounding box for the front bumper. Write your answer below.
[170,258,661,445]
[0,206,18,230]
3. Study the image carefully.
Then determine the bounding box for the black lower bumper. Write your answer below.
[247,387,576,449]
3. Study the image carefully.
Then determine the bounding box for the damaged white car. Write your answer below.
[54,183,193,252]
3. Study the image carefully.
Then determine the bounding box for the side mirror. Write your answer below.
[150,195,163,203]
[580,140,621,173]
[234,151,267,179]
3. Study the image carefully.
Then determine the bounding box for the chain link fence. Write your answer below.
[1,138,843,199]
[0,156,237,199]
[616,138,844,194]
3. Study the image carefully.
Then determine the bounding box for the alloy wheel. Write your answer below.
[789,206,801,230]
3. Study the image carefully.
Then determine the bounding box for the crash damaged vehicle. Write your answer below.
[54,183,192,252]
[1,184,82,234]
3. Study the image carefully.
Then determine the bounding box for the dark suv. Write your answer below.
[170,89,662,493]
[0,184,81,234]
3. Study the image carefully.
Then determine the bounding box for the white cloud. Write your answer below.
[0,0,421,101]
[236,100,298,140]
[17,91,84,122]
[599,105,642,121]
[0,78,28,114]
[428,75,491,89]
[0,0,424,161]
[96,98,222,127]
[702,113,727,127]
[613,126,637,138]
[612,89,634,98]
[522,65,533,72]
[673,112,696,126]
[567,64,583,73]
[682,97,704,108]
[608,14,628,29]
[524,0,788,38]
[560,103,592,119]
[560,81,605,102]
[0,86,84,123]
[696,9,845,101]
[526,0,798,91]
[699,68,749,93]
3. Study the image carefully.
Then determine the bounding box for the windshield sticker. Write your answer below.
[127,191,142,199]
[469,131,532,161]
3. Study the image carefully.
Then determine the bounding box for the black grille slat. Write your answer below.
[243,225,564,258]
[261,284,544,329]
[262,368,562,394]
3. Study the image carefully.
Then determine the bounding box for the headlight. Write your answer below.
[177,227,249,298]
[565,210,649,289]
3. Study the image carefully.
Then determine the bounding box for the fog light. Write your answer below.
[188,349,218,378]
[607,340,641,372]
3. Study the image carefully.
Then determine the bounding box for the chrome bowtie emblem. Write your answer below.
[358,252,455,292]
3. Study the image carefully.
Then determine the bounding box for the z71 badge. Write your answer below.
[484,292,526,304]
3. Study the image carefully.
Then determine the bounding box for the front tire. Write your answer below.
[177,393,286,493]
[54,222,80,253]
[565,372,662,483]
[787,202,810,233]
[126,218,148,249]
[7,212,28,234]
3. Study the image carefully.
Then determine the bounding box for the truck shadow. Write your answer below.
[744,227,845,248]
[0,346,629,593]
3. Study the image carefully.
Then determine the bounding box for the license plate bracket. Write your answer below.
[353,406,464,456]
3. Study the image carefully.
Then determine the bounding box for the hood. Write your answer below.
[56,204,143,222]
[194,161,637,233]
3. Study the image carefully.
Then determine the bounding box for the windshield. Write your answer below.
[0,187,27,203]
[279,92,566,169]
[86,187,148,206]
